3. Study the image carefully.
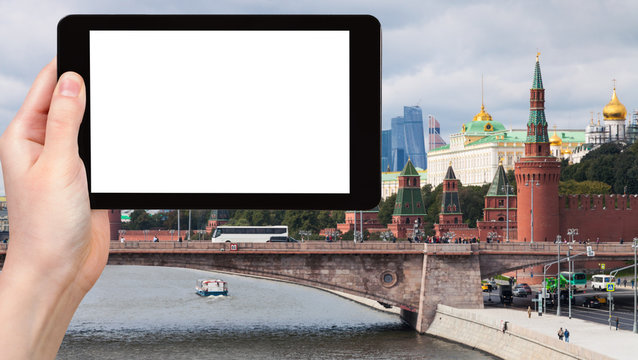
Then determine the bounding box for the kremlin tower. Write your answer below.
[387,159,426,239]
[514,54,561,243]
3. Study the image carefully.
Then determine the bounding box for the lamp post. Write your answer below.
[299,230,311,242]
[556,235,562,317]
[502,184,512,242]
[567,228,578,243]
[524,181,540,243]
[633,237,637,333]
[568,244,572,319]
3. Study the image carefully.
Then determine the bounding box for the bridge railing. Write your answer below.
[108,240,428,252]
[478,242,634,254]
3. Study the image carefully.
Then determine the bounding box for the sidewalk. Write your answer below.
[469,307,638,360]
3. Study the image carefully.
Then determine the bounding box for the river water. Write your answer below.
[58,266,495,359]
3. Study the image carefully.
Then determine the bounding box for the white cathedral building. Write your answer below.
[571,86,638,163]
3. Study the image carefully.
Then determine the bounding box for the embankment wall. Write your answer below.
[426,305,611,360]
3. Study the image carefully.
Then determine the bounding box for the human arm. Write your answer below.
[0,59,109,359]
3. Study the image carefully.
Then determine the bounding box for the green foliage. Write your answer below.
[561,142,638,194]
[506,169,517,193]
[559,180,611,195]
[225,209,344,238]
[377,193,396,225]
[458,183,490,228]
[423,183,443,227]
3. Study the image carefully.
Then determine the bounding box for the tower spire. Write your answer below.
[525,54,549,155]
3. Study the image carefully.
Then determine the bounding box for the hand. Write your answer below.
[0,59,109,359]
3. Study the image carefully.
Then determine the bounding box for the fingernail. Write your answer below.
[59,73,81,97]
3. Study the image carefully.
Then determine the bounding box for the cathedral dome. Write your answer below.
[603,88,627,120]
[472,104,493,121]
[549,130,562,146]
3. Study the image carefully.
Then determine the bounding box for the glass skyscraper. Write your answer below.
[386,106,428,171]
[391,116,406,171]
[381,130,392,172]
[403,106,427,170]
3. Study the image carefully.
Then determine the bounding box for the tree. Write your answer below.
[377,193,396,225]
[559,180,611,195]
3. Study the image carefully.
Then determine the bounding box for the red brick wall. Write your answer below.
[558,194,638,242]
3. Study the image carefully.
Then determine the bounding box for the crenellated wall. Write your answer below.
[558,194,638,242]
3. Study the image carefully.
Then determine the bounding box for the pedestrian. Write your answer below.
[632,279,635,289]
[624,279,628,287]
[564,328,570,343]
[617,278,621,286]
[153,235,158,242]
[527,306,532,318]
[620,238,624,244]
[120,236,125,243]
[616,317,619,330]
[557,327,564,340]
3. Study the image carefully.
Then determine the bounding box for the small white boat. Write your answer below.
[196,279,228,296]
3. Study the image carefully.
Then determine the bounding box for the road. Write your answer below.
[483,287,637,331]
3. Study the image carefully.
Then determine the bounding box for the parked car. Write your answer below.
[488,280,498,290]
[513,284,532,297]
[513,285,528,297]
[267,236,299,243]
[518,283,532,295]
[582,297,601,308]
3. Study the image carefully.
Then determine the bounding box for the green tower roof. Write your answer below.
[393,187,426,216]
[486,164,514,196]
[532,58,543,89]
[444,165,456,180]
[393,159,426,216]
[399,159,419,176]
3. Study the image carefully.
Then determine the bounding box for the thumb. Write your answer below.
[41,72,86,163]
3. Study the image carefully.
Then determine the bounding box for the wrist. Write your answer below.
[0,261,88,359]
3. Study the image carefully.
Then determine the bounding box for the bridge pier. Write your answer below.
[401,244,484,333]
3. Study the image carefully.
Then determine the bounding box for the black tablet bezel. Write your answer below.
[57,15,380,210]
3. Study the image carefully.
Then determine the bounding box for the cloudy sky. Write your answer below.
[1,0,637,194]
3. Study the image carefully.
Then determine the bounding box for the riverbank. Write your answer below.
[427,304,638,360]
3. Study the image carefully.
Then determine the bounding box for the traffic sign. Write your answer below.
[601,263,606,270]
[607,283,615,292]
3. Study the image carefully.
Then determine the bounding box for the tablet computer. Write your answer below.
[57,15,380,210]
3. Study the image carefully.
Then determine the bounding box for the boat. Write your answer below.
[195,279,228,296]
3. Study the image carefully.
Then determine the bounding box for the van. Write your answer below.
[590,274,615,291]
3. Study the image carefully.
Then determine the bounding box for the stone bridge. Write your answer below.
[0,242,634,333]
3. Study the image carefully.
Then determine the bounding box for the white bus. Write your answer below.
[590,274,615,291]
[211,226,290,243]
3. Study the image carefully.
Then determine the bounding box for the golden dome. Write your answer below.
[561,147,572,155]
[603,88,627,120]
[472,104,493,121]
[549,129,562,146]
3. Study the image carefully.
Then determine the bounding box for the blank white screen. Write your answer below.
[89,31,349,193]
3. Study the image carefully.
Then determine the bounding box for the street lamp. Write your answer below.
[299,230,312,242]
[555,235,562,317]
[633,237,637,334]
[568,244,573,319]
[567,228,578,243]
[525,181,540,243]
[501,184,513,242]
